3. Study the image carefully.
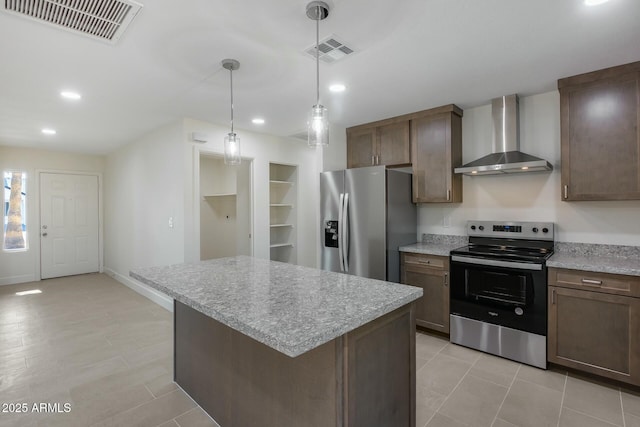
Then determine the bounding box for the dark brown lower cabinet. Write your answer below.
[174,300,416,427]
[548,268,640,386]
[401,253,449,334]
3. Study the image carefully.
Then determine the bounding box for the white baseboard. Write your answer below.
[0,274,37,286]
[104,267,173,312]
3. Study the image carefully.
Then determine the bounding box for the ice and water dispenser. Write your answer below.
[324,220,339,248]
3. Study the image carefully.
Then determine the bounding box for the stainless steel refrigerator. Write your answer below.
[320,165,417,283]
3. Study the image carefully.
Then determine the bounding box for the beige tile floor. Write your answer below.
[1,273,638,427]
[415,332,640,427]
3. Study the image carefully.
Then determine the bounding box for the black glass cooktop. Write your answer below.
[450,244,553,263]
[450,237,554,263]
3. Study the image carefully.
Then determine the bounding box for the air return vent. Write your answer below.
[2,0,143,44]
[305,35,355,64]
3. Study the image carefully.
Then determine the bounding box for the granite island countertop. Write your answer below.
[130,256,422,358]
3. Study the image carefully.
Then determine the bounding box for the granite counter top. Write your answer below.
[399,242,463,257]
[399,234,467,256]
[130,256,422,358]
[547,253,640,276]
[547,243,640,277]
[548,242,640,276]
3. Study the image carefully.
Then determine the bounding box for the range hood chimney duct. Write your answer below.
[455,94,553,176]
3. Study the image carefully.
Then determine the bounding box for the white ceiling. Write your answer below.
[1,0,639,154]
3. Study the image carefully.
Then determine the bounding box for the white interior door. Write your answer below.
[40,173,99,279]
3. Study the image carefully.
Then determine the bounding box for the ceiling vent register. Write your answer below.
[304,35,355,64]
[2,0,143,44]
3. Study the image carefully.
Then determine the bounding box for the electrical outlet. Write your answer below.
[443,215,450,228]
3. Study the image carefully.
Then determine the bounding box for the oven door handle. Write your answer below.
[451,255,543,271]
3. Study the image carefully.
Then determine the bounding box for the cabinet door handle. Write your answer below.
[444,273,449,287]
[563,185,568,199]
[581,278,602,286]
[371,155,375,165]
[447,189,451,201]
[376,155,380,165]
[551,288,556,304]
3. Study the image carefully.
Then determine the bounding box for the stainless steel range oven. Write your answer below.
[449,221,554,369]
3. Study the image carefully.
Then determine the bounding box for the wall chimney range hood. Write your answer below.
[454,94,553,176]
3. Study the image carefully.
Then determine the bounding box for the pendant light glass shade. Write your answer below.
[306,1,330,147]
[224,132,241,165]
[308,104,329,146]
[222,59,241,165]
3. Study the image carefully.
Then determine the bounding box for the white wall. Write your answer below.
[417,91,640,245]
[103,121,185,308]
[200,156,237,260]
[200,195,237,259]
[321,123,348,172]
[0,146,105,285]
[235,160,252,256]
[183,118,322,268]
[104,117,326,307]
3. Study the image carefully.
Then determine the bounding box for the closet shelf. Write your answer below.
[270,243,295,248]
[203,193,236,198]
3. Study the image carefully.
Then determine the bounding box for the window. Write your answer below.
[3,171,27,251]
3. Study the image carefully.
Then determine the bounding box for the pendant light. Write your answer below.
[306,1,330,147]
[222,58,241,165]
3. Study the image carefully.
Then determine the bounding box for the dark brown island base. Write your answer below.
[131,256,423,427]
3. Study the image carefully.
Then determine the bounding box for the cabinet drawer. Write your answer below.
[549,268,640,298]
[402,253,447,270]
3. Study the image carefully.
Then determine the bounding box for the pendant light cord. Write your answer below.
[315,5,320,106]
[229,67,234,134]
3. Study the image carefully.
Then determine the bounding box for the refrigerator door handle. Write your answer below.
[338,193,345,272]
[343,192,350,272]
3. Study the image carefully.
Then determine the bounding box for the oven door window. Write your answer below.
[464,267,533,308]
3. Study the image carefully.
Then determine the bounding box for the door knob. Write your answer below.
[42,225,48,229]
[42,233,48,237]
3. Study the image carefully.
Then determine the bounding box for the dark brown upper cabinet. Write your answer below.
[346,104,463,204]
[346,120,411,168]
[558,61,640,201]
[411,106,463,203]
[346,127,377,168]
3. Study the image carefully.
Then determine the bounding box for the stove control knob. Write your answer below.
[542,227,549,233]
[532,227,538,233]
[470,225,476,230]
[478,226,484,231]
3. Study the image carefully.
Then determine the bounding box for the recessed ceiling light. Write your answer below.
[41,128,56,135]
[252,118,265,125]
[329,84,346,93]
[60,91,81,100]
[584,0,610,5]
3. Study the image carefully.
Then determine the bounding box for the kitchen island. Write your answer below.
[130,256,422,427]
